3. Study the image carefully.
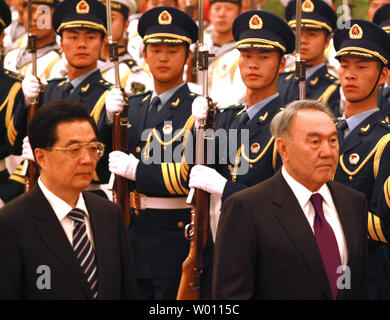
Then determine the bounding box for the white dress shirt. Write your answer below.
[38,178,95,248]
[281,167,348,267]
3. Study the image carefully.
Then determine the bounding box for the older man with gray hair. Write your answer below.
[212,99,368,300]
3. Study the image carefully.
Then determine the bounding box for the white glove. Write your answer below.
[21,136,35,162]
[189,165,227,197]
[192,96,208,128]
[108,151,139,181]
[22,74,40,105]
[105,87,125,124]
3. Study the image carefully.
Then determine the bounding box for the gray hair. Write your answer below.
[270,100,335,139]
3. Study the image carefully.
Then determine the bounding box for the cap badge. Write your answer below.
[158,10,172,25]
[349,24,363,39]
[302,0,314,13]
[76,0,90,14]
[249,15,263,30]
[349,153,359,165]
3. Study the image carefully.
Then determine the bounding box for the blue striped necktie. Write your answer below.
[68,208,99,299]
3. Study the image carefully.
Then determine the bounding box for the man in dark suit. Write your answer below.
[0,100,138,299]
[212,100,368,300]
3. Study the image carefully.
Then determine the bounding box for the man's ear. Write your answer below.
[278,56,286,75]
[185,48,192,66]
[275,137,288,163]
[379,65,389,87]
[34,148,45,169]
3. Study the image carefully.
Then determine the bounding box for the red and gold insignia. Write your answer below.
[349,153,359,165]
[76,0,90,14]
[251,142,260,154]
[302,0,314,12]
[158,10,172,25]
[249,14,263,30]
[349,24,363,39]
[163,124,173,135]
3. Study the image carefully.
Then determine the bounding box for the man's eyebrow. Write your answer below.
[64,137,98,147]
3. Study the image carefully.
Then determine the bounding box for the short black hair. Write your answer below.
[28,99,97,151]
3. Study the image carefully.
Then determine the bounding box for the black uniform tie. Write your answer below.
[61,82,73,99]
[336,120,348,144]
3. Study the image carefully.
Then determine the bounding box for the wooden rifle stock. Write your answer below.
[112,89,131,228]
[177,98,216,300]
[24,101,38,192]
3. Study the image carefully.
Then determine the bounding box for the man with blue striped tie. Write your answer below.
[0,100,138,300]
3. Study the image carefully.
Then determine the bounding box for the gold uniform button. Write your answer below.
[177,221,185,228]
[135,146,141,153]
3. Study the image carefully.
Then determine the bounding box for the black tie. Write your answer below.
[149,96,161,117]
[336,120,348,144]
[61,82,73,99]
[239,110,249,125]
[146,96,161,126]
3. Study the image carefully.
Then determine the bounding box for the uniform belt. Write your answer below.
[130,192,190,211]
[0,159,5,171]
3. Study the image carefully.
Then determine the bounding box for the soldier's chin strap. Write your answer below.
[348,63,385,103]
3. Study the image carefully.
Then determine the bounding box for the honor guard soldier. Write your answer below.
[333,19,390,299]
[373,3,390,119]
[2,0,26,52]
[98,0,153,93]
[278,0,341,116]
[105,7,209,299]
[190,10,295,239]
[0,0,26,205]
[200,0,246,107]
[8,0,119,199]
[3,0,61,81]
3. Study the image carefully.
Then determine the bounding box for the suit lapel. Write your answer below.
[29,186,93,299]
[271,171,332,299]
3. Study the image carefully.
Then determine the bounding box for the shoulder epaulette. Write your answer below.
[123,59,139,70]
[97,78,113,89]
[3,69,24,81]
[218,103,244,112]
[130,89,152,100]
[379,120,390,131]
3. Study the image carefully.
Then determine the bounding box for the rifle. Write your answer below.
[294,0,306,100]
[177,0,216,300]
[23,0,43,192]
[106,0,131,228]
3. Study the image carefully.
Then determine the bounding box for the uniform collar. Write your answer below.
[151,82,186,111]
[68,68,99,90]
[306,63,325,80]
[244,93,279,120]
[341,108,380,136]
